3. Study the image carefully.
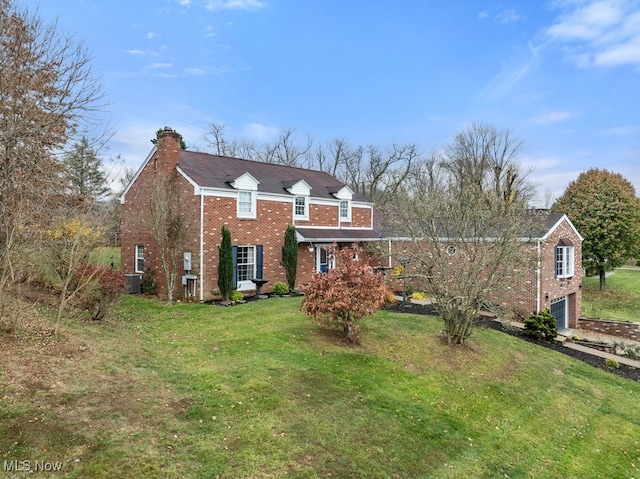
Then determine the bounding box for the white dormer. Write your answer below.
[285,179,312,196]
[331,185,353,201]
[229,172,260,191]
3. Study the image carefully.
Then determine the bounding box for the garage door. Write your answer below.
[550,297,567,330]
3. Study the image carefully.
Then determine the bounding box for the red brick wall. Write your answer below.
[370,220,583,326]
[577,318,640,341]
[121,129,375,300]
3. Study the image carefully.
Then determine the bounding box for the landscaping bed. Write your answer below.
[385,302,640,382]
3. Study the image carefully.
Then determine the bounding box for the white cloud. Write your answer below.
[478,10,490,20]
[243,123,278,141]
[146,32,158,39]
[482,42,540,99]
[597,125,640,135]
[532,110,578,124]
[148,62,173,69]
[205,0,268,12]
[497,9,522,24]
[546,0,640,67]
[124,49,145,55]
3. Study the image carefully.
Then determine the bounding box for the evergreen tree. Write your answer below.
[281,224,298,290]
[63,136,109,199]
[218,225,233,301]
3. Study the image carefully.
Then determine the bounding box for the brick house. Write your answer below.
[376,212,583,329]
[120,127,381,301]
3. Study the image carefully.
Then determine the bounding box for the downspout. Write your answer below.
[387,239,392,268]
[199,189,205,302]
[536,240,541,313]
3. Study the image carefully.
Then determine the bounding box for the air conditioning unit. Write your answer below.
[124,274,142,294]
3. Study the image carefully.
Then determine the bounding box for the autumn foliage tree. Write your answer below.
[301,244,386,343]
[552,168,640,291]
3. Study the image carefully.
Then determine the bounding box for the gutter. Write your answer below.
[536,240,542,313]
[199,189,205,302]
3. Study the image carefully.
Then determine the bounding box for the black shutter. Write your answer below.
[256,245,263,279]
[232,246,238,288]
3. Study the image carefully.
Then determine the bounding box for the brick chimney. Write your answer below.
[154,126,182,175]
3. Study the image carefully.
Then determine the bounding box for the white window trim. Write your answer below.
[237,190,256,219]
[555,245,574,279]
[293,195,309,220]
[236,245,256,291]
[135,244,144,273]
[339,199,351,222]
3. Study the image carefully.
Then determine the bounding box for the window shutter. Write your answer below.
[256,245,263,279]
[568,246,575,277]
[232,246,238,288]
[554,246,559,278]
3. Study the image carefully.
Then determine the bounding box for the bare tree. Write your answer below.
[144,174,186,305]
[441,123,535,206]
[0,0,105,331]
[382,126,540,345]
[47,199,105,337]
[254,128,313,167]
[203,122,256,158]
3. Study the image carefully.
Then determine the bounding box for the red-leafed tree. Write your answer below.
[301,243,386,343]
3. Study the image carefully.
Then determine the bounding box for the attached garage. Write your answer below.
[550,296,567,330]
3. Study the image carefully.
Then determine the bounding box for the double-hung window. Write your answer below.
[135,244,145,273]
[236,246,256,283]
[237,191,255,218]
[339,200,351,222]
[555,244,574,279]
[294,196,308,220]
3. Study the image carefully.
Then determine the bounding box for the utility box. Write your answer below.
[124,274,142,294]
[184,252,192,272]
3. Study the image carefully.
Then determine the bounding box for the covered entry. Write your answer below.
[550,296,567,330]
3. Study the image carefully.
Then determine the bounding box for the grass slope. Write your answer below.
[582,267,640,322]
[1,296,639,478]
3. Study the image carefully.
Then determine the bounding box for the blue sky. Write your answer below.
[30,0,640,206]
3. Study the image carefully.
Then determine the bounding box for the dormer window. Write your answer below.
[294,196,309,220]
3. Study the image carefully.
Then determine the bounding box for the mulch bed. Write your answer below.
[385,303,640,382]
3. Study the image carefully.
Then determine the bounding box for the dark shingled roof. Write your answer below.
[178,151,368,202]
[296,228,382,242]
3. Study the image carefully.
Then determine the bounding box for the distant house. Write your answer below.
[376,212,584,329]
[120,127,381,301]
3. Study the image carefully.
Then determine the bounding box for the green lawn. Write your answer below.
[582,267,640,322]
[89,246,121,270]
[1,296,639,478]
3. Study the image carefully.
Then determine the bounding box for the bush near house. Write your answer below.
[301,244,386,343]
[523,309,558,342]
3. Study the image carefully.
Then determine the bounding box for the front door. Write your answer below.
[550,297,567,330]
[315,245,335,273]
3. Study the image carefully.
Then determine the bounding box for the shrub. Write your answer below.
[301,243,386,343]
[230,290,244,302]
[614,341,640,359]
[410,291,427,300]
[281,225,298,290]
[218,226,233,301]
[75,264,127,320]
[271,281,289,296]
[383,287,397,305]
[605,357,620,369]
[141,269,156,295]
[522,309,558,342]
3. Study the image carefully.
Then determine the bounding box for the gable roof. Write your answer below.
[178,150,368,202]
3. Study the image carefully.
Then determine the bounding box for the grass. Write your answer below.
[2,296,640,478]
[89,246,121,270]
[582,267,640,322]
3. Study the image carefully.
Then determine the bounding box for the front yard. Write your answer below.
[1,295,639,478]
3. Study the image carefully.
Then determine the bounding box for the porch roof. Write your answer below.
[295,228,382,243]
